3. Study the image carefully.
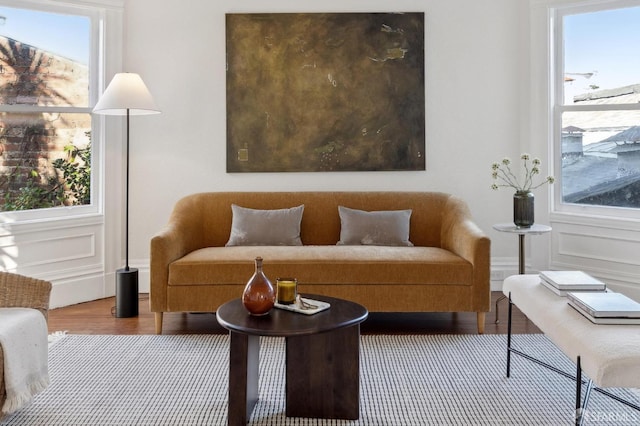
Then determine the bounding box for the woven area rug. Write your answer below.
[1,334,639,425]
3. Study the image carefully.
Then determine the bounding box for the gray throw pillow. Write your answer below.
[225,204,304,246]
[337,206,413,246]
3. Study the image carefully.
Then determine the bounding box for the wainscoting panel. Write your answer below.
[0,232,96,269]
[556,229,639,266]
[0,215,107,308]
[550,219,640,300]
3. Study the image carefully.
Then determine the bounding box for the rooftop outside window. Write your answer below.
[558,4,640,210]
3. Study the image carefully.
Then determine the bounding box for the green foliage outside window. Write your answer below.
[52,136,91,206]
[1,132,91,211]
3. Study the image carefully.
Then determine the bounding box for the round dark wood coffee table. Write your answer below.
[216,294,368,425]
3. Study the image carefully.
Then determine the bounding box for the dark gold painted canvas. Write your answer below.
[226,13,425,172]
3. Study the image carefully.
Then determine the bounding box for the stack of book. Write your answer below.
[567,291,640,325]
[539,270,606,296]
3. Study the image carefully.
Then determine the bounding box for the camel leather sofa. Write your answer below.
[150,192,491,334]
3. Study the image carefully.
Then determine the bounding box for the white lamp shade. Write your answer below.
[93,73,160,115]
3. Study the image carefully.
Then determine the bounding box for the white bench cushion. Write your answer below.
[503,274,640,388]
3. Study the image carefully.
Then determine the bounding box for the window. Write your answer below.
[554,1,640,214]
[0,2,97,216]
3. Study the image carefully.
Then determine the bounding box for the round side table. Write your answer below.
[493,223,552,323]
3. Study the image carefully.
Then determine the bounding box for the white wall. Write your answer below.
[120,0,532,293]
[8,0,638,307]
[25,0,635,306]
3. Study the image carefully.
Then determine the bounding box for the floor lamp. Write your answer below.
[93,73,160,317]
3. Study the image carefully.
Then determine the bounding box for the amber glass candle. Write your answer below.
[276,278,297,304]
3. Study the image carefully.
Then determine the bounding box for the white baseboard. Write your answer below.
[490,257,518,291]
[49,263,150,309]
[50,273,108,308]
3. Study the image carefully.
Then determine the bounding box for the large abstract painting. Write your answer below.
[226,13,425,172]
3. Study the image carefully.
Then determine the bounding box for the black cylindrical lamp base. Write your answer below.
[116,268,139,318]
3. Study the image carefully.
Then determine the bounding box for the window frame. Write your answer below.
[551,0,640,220]
[0,0,105,223]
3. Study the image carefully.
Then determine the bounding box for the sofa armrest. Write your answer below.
[150,219,205,312]
[442,216,490,267]
[440,197,491,307]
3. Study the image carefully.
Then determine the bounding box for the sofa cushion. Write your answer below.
[337,206,413,246]
[225,204,304,246]
[168,245,472,286]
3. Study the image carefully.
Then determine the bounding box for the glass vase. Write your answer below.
[513,191,534,228]
[242,257,276,315]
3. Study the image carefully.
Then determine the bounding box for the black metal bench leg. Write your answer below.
[507,292,513,378]
[576,356,582,426]
[575,356,593,426]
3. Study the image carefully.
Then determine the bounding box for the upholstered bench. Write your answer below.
[503,274,640,422]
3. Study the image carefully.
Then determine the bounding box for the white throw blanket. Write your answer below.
[0,307,49,415]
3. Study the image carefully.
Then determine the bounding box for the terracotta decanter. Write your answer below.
[242,257,276,315]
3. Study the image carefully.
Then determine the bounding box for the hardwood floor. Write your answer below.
[48,291,540,335]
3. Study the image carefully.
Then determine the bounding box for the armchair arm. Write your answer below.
[0,272,52,321]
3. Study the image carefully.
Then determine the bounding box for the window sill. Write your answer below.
[0,208,104,233]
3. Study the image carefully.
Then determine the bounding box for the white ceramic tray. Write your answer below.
[274,297,330,315]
